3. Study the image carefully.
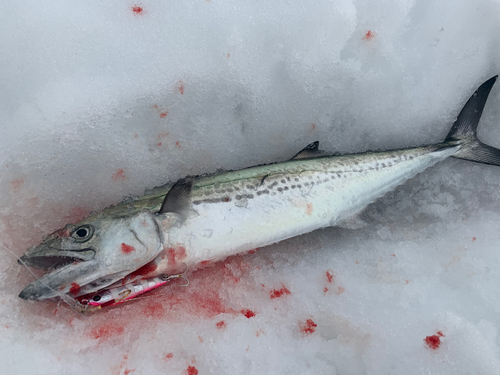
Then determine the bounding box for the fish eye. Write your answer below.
[71,225,94,242]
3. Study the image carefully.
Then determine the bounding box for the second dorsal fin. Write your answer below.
[159,178,193,217]
[291,141,322,160]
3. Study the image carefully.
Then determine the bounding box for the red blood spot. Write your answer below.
[186,366,198,375]
[121,243,135,253]
[299,319,317,335]
[437,331,445,337]
[472,237,476,242]
[10,179,24,192]
[163,353,174,361]
[90,322,125,340]
[355,260,360,264]
[176,141,181,148]
[227,53,230,58]
[326,271,334,283]
[424,334,442,350]
[124,370,135,375]
[198,335,204,343]
[390,254,396,257]
[306,202,313,216]
[178,81,185,95]
[216,320,226,329]
[132,6,143,14]
[270,284,291,299]
[224,197,229,202]
[337,286,345,294]
[248,248,259,255]
[323,287,329,293]
[242,309,256,318]
[69,283,80,295]
[200,260,213,267]
[311,123,316,130]
[159,111,168,118]
[157,142,162,146]
[112,169,126,181]
[134,134,138,138]
[405,280,410,285]
[363,30,375,41]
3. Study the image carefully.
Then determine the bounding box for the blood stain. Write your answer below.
[227,53,230,58]
[163,353,174,361]
[337,286,345,294]
[299,319,317,335]
[270,284,291,299]
[112,169,126,181]
[158,132,169,139]
[405,280,410,285]
[157,142,162,146]
[134,134,138,138]
[216,320,226,329]
[323,287,329,293]
[159,111,168,118]
[143,302,165,319]
[121,243,135,253]
[90,322,125,340]
[10,179,24,192]
[472,237,476,242]
[176,141,181,148]
[363,30,375,41]
[69,283,80,295]
[124,370,135,375]
[186,366,199,375]
[424,332,443,349]
[248,248,259,255]
[128,261,158,279]
[132,6,143,14]
[242,309,256,318]
[311,123,316,130]
[178,81,185,95]
[167,246,187,267]
[326,271,334,283]
[390,254,396,257]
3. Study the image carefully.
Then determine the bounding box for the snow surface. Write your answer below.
[2,0,500,374]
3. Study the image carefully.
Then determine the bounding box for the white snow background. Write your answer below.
[2,1,500,374]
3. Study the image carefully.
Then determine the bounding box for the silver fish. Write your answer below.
[18,76,500,306]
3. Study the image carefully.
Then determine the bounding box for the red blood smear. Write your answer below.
[472,237,476,242]
[337,286,345,294]
[323,287,329,293]
[129,261,158,279]
[121,243,135,253]
[424,335,441,349]
[132,6,143,14]
[159,111,168,118]
[69,283,80,295]
[363,30,375,40]
[311,123,316,130]
[216,320,226,329]
[163,353,174,361]
[437,331,445,337]
[167,246,187,267]
[178,81,185,95]
[270,284,291,299]
[124,370,135,375]
[112,169,126,181]
[90,322,125,340]
[143,302,165,319]
[186,366,198,375]
[242,309,256,318]
[157,142,162,146]
[176,141,181,148]
[326,271,334,283]
[300,319,317,335]
[10,179,24,192]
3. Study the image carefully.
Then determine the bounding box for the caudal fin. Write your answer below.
[445,75,500,166]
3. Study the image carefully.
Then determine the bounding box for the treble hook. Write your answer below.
[160,262,189,287]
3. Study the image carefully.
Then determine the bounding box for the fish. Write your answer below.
[18,76,500,311]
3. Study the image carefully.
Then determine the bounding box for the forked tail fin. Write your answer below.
[445,75,500,166]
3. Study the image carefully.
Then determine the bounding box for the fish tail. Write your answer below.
[444,75,500,166]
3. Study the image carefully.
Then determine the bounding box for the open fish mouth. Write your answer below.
[18,248,96,270]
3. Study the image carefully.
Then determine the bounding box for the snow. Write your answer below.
[2,0,500,374]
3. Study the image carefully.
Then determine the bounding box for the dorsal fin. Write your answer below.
[159,178,193,216]
[291,141,322,160]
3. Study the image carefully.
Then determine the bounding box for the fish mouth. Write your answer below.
[18,248,96,270]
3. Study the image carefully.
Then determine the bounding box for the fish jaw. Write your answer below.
[18,210,164,301]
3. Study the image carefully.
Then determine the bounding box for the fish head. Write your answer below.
[18,210,163,301]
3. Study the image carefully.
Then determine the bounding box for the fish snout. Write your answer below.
[18,283,56,301]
